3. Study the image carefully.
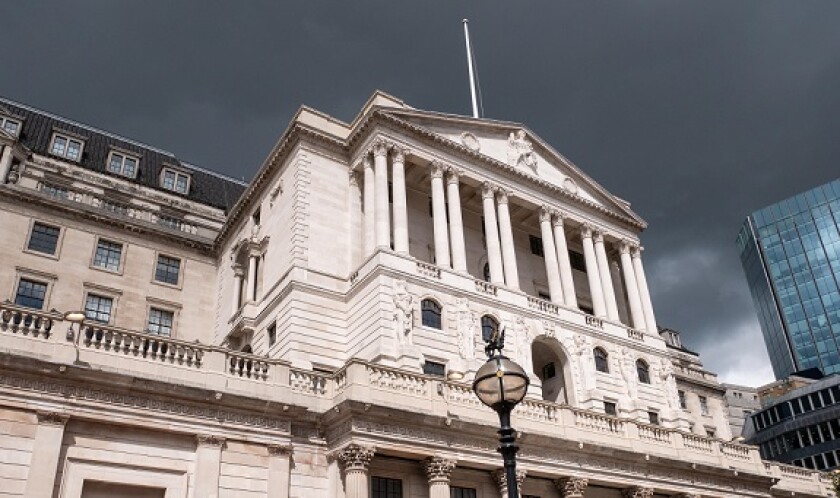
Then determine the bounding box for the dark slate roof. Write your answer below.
[0,97,248,212]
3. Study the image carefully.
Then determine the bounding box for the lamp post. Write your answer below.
[63,310,86,365]
[472,328,529,498]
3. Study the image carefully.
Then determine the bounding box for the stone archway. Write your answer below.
[531,336,575,405]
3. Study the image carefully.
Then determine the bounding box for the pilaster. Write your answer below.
[194,435,226,498]
[267,444,293,498]
[23,411,69,498]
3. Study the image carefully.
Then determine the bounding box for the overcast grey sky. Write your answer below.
[3,1,839,386]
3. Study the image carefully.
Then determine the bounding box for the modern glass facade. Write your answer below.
[737,178,840,379]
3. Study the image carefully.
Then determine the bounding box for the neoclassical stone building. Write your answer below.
[0,92,830,497]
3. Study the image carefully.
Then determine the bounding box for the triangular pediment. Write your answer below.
[378,108,643,226]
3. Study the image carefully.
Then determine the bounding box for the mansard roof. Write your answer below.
[0,97,247,212]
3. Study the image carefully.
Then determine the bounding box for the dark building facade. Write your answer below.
[737,179,840,379]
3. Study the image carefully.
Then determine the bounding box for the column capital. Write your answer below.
[631,245,644,258]
[446,167,462,184]
[491,468,526,494]
[196,434,226,448]
[430,161,446,179]
[496,189,512,205]
[348,169,360,186]
[580,224,594,239]
[267,444,293,456]
[481,182,497,199]
[335,443,375,471]
[619,239,635,254]
[36,411,69,426]
[555,477,589,497]
[363,154,374,170]
[372,139,390,157]
[232,264,246,277]
[422,456,456,484]
[539,205,553,223]
[621,487,654,498]
[392,146,409,163]
[592,230,604,244]
[551,210,566,227]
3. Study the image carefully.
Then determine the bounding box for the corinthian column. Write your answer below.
[539,207,562,303]
[363,155,376,256]
[593,231,619,321]
[336,444,375,498]
[555,477,589,498]
[632,246,658,334]
[423,456,456,498]
[553,213,577,308]
[391,147,409,253]
[492,468,527,498]
[446,169,467,272]
[580,225,605,317]
[23,412,69,498]
[482,183,504,284]
[430,162,451,268]
[620,241,647,331]
[373,141,391,249]
[621,487,654,498]
[496,190,519,290]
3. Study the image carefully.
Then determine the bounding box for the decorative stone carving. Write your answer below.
[562,177,578,194]
[491,468,527,495]
[445,167,462,185]
[372,139,390,157]
[618,347,638,400]
[196,434,226,447]
[455,298,476,360]
[659,358,680,412]
[673,494,700,498]
[422,456,456,483]
[496,189,511,205]
[36,411,69,426]
[336,443,375,471]
[555,477,589,497]
[269,178,283,206]
[392,280,414,347]
[430,161,445,179]
[267,444,292,456]
[513,316,533,375]
[460,132,480,151]
[621,487,654,498]
[481,181,496,199]
[507,129,538,174]
[573,334,594,393]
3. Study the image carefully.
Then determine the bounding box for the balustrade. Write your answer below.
[584,314,603,329]
[682,433,714,453]
[81,323,204,367]
[638,424,671,443]
[626,328,644,341]
[226,350,270,380]
[719,441,752,461]
[474,279,498,296]
[0,305,55,338]
[573,409,624,434]
[290,368,328,396]
[527,296,559,315]
[416,261,441,279]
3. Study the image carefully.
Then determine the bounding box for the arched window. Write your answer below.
[482,262,491,282]
[421,299,442,329]
[481,315,499,343]
[594,347,609,373]
[636,359,650,384]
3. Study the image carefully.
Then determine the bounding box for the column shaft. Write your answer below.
[553,215,578,308]
[194,436,224,498]
[620,243,647,330]
[581,226,606,317]
[231,267,243,313]
[632,248,658,333]
[23,412,68,498]
[373,142,391,248]
[482,184,504,284]
[539,208,562,303]
[446,171,467,272]
[391,149,409,253]
[593,232,619,321]
[247,255,258,302]
[496,190,519,290]
[363,156,376,255]
[430,163,451,267]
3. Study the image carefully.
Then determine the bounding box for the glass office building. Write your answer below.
[737,178,840,379]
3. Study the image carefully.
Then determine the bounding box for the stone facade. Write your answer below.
[0,92,832,497]
[723,383,760,438]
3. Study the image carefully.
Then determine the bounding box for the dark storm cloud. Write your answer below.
[3,1,839,384]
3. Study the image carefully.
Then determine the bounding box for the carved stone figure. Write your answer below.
[618,348,638,400]
[507,129,538,174]
[660,358,680,411]
[513,316,533,373]
[455,298,476,360]
[574,334,594,393]
[392,280,414,346]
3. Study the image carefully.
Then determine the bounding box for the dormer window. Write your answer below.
[0,116,21,137]
[160,167,190,195]
[107,151,139,178]
[49,132,84,162]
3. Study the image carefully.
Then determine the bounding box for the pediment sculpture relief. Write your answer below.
[507,129,538,174]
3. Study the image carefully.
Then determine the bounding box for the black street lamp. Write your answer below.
[472,328,530,498]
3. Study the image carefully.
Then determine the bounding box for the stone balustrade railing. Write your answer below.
[527,296,559,315]
[674,364,719,382]
[474,279,498,296]
[416,261,441,279]
[0,301,828,496]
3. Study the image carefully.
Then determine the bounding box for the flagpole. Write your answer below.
[463,19,480,119]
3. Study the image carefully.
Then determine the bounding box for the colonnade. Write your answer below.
[357,140,657,334]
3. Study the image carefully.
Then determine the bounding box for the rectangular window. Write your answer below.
[267,322,277,346]
[93,239,123,271]
[423,361,446,377]
[451,488,477,498]
[542,362,556,379]
[84,294,113,324]
[699,396,709,415]
[706,429,716,438]
[604,401,617,416]
[107,151,139,178]
[155,255,181,285]
[529,235,544,257]
[569,250,586,272]
[648,411,660,425]
[50,133,83,161]
[1,116,21,136]
[14,279,47,309]
[678,390,687,410]
[147,308,174,336]
[161,168,190,194]
[27,222,60,255]
[371,477,402,498]
[42,184,69,200]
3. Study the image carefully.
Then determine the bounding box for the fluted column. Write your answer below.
[620,241,647,330]
[482,183,504,284]
[593,231,619,321]
[621,487,654,498]
[363,155,376,255]
[446,169,467,272]
[539,207,562,303]
[496,190,519,290]
[555,477,589,498]
[247,254,258,302]
[430,162,451,268]
[552,213,577,308]
[423,456,456,498]
[23,412,69,498]
[336,444,375,498]
[632,246,658,334]
[194,435,225,498]
[492,468,526,498]
[611,260,630,324]
[267,444,292,498]
[580,225,606,317]
[231,265,244,313]
[373,141,391,248]
[391,147,409,253]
